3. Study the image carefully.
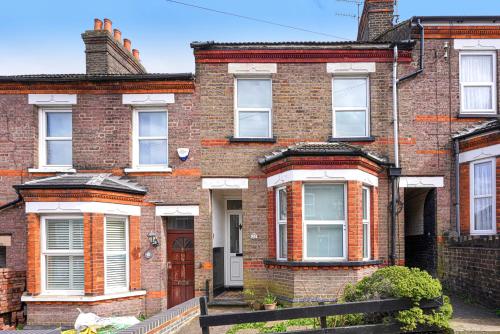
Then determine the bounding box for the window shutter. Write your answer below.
[105,217,128,291]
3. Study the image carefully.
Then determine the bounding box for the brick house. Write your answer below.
[0,0,499,327]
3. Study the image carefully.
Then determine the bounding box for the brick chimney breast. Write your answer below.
[357,0,394,41]
[81,18,146,74]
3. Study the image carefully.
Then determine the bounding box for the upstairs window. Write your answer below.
[470,158,496,235]
[333,77,369,138]
[460,52,497,114]
[276,187,287,260]
[40,109,72,167]
[235,78,272,138]
[133,109,168,168]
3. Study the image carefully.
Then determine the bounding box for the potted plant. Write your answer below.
[262,291,277,310]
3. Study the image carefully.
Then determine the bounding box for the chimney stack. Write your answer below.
[82,18,146,74]
[357,0,394,41]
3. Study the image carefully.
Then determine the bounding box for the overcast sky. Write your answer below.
[1,0,499,75]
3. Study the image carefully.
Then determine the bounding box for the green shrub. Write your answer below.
[343,266,452,331]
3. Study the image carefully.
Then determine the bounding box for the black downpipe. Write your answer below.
[0,190,22,212]
[398,19,425,83]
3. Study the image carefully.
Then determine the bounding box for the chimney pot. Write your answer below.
[123,38,131,51]
[103,18,112,33]
[94,18,103,30]
[113,29,122,42]
[132,49,140,61]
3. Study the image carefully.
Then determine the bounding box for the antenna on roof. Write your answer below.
[335,0,363,23]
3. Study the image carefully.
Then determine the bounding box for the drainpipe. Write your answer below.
[454,139,460,236]
[0,189,22,212]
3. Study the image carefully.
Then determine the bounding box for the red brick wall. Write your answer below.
[287,181,303,261]
[347,181,363,261]
[371,187,379,259]
[26,213,40,295]
[85,213,105,295]
[267,188,276,259]
[129,215,141,291]
[0,269,25,324]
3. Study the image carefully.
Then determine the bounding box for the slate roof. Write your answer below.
[15,174,146,195]
[258,142,388,166]
[190,40,407,50]
[0,73,193,83]
[452,119,500,140]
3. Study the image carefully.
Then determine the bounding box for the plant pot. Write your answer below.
[264,303,277,310]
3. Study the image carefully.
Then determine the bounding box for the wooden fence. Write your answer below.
[199,296,443,334]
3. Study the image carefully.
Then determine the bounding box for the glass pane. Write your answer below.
[278,188,287,221]
[46,112,72,137]
[278,224,287,259]
[167,216,194,230]
[71,219,84,250]
[463,86,492,110]
[46,256,70,290]
[335,111,366,137]
[139,112,167,137]
[363,223,369,259]
[333,78,367,107]
[306,225,343,258]
[47,140,72,165]
[237,79,272,108]
[362,188,369,221]
[474,161,493,196]
[229,214,240,253]
[72,256,85,290]
[238,111,270,138]
[0,246,5,268]
[139,139,167,165]
[474,198,493,231]
[304,184,344,221]
[46,220,70,250]
[461,55,493,82]
[106,218,126,252]
[106,254,127,288]
[227,200,242,210]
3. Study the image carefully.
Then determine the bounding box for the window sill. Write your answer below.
[457,113,499,118]
[264,259,382,267]
[228,136,277,143]
[28,167,76,173]
[124,166,172,173]
[21,290,146,303]
[328,136,376,142]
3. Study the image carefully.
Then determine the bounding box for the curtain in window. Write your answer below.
[473,161,493,231]
[461,55,494,110]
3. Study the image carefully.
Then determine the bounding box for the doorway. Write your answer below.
[225,202,243,287]
[167,216,194,308]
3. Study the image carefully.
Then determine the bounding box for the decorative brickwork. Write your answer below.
[0,269,25,326]
[347,181,363,261]
[287,181,303,261]
[26,213,40,295]
[129,215,141,291]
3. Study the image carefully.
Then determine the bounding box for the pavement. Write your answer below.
[180,306,249,334]
[450,295,500,333]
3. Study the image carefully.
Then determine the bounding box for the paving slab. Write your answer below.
[180,306,249,334]
[450,295,500,333]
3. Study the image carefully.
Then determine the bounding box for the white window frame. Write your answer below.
[302,183,347,261]
[40,215,84,296]
[469,158,497,235]
[362,186,371,260]
[276,186,287,261]
[234,77,273,139]
[104,215,130,294]
[132,108,169,169]
[332,76,370,138]
[39,108,73,168]
[459,51,497,115]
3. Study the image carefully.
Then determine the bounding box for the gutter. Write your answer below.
[0,189,23,212]
[453,139,460,236]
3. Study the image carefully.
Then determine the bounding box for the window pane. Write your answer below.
[139,112,167,137]
[72,219,84,250]
[106,217,126,252]
[461,55,493,82]
[237,79,272,108]
[0,246,6,268]
[46,112,72,137]
[335,111,366,137]
[106,254,127,289]
[46,255,83,290]
[46,220,70,250]
[278,224,287,259]
[333,78,367,107]
[47,140,72,165]
[474,161,493,196]
[139,139,167,165]
[474,198,493,231]
[238,111,270,137]
[229,214,240,253]
[304,184,344,221]
[362,188,369,221]
[463,86,492,110]
[278,188,287,221]
[306,225,343,258]
[73,256,85,290]
[167,216,194,230]
[227,200,242,210]
[363,224,369,259]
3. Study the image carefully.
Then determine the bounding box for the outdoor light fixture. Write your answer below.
[147,231,160,247]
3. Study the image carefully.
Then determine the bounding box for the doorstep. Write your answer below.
[209,289,247,307]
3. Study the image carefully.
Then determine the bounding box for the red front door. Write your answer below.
[167,229,194,308]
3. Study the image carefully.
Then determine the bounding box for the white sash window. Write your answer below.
[40,109,73,167]
[362,187,370,260]
[470,159,496,234]
[276,187,287,260]
[105,216,129,293]
[235,78,272,138]
[333,77,370,138]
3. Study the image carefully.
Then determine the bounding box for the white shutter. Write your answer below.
[105,216,128,292]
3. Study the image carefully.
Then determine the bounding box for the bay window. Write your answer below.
[42,217,84,294]
[40,109,73,167]
[333,77,369,138]
[460,51,497,114]
[133,109,168,168]
[303,184,346,260]
[362,187,370,260]
[470,158,496,234]
[105,216,129,293]
[235,78,272,138]
[276,187,287,260]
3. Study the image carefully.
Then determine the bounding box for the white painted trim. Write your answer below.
[454,39,500,50]
[28,167,76,173]
[122,94,175,105]
[228,63,277,74]
[267,169,378,188]
[28,94,77,105]
[155,205,199,216]
[470,158,497,235]
[38,108,73,169]
[327,62,376,74]
[362,186,370,261]
[124,167,172,173]
[275,187,287,261]
[21,290,146,302]
[459,143,500,163]
[26,202,141,216]
[399,177,444,188]
[202,178,249,189]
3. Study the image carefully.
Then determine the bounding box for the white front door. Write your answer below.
[225,211,243,286]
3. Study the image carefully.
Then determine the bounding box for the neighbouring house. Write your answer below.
[0,0,498,328]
